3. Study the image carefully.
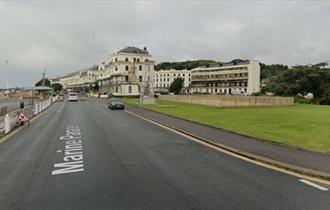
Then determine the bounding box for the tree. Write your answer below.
[155,60,220,71]
[262,62,330,104]
[35,78,51,86]
[51,83,63,92]
[169,78,184,94]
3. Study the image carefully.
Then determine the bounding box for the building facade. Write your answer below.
[51,66,100,90]
[190,60,260,95]
[153,69,191,93]
[99,47,155,97]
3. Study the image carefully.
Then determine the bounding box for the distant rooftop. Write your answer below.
[118,46,149,54]
[23,86,52,91]
[198,60,251,69]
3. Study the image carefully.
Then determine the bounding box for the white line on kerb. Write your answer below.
[299,179,328,191]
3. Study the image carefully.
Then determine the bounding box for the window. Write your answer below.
[183,74,185,76]
[128,86,132,93]
[125,76,128,82]
[125,66,129,71]
[133,58,136,62]
[167,78,169,81]
[139,76,142,82]
[115,66,118,71]
[125,57,128,62]
[115,58,118,62]
[174,74,176,76]
[137,58,140,62]
[139,65,142,71]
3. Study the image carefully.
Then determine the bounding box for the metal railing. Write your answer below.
[0,95,58,135]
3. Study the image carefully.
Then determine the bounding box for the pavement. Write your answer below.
[125,104,330,178]
[0,97,39,114]
[0,97,329,210]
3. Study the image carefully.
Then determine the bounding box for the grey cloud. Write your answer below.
[0,1,329,88]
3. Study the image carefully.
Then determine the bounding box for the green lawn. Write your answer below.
[124,98,330,153]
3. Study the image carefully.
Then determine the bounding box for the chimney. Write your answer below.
[144,46,147,51]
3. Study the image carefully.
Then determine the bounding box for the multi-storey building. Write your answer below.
[98,46,155,97]
[51,66,100,90]
[153,69,191,93]
[190,60,260,95]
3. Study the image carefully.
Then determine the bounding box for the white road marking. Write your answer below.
[299,179,328,191]
[125,110,330,186]
[51,125,85,176]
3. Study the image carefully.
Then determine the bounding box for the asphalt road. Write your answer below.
[0,98,329,210]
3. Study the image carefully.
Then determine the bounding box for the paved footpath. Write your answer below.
[126,104,330,177]
[0,98,329,210]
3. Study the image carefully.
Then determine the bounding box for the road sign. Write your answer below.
[16,112,30,125]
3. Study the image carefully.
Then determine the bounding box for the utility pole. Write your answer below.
[5,60,9,94]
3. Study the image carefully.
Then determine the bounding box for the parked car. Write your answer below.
[108,98,125,110]
[230,89,248,96]
[68,92,79,101]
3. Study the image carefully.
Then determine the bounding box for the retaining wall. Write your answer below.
[159,95,294,108]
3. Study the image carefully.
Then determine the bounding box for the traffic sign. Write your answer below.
[16,112,30,125]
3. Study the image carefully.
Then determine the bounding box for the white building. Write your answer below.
[190,60,260,95]
[99,46,155,97]
[153,69,191,93]
[51,66,100,90]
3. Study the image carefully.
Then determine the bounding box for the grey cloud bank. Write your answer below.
[0,1,329,88]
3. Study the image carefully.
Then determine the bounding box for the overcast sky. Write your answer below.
[0,1,329,88]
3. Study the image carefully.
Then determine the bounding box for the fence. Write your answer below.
[159,95,294,108]
[0,95,58,136]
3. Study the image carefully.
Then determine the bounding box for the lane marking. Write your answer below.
[124,109,330,187]
[57,150,62,153]
[299,179,328,191]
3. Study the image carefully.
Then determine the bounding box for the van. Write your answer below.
[68,92,79,101]
[230,89,248,96]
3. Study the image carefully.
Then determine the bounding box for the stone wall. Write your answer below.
[159,95,294,108]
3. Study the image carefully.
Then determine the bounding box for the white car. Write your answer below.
[68,92,79,101]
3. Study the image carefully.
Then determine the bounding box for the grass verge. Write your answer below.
[124,98,330,153]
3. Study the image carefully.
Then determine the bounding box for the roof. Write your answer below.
[23,86,52,91]
[118,46,149,54]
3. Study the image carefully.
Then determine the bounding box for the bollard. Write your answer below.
[39,102,42,113]
[34,103,39,115]
[4,114,11,134]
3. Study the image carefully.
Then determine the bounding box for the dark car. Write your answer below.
[108,98,125,110]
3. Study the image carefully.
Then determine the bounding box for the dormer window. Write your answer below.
[125,58,128,62]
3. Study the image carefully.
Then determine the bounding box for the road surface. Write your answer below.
[0,98,329,209]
